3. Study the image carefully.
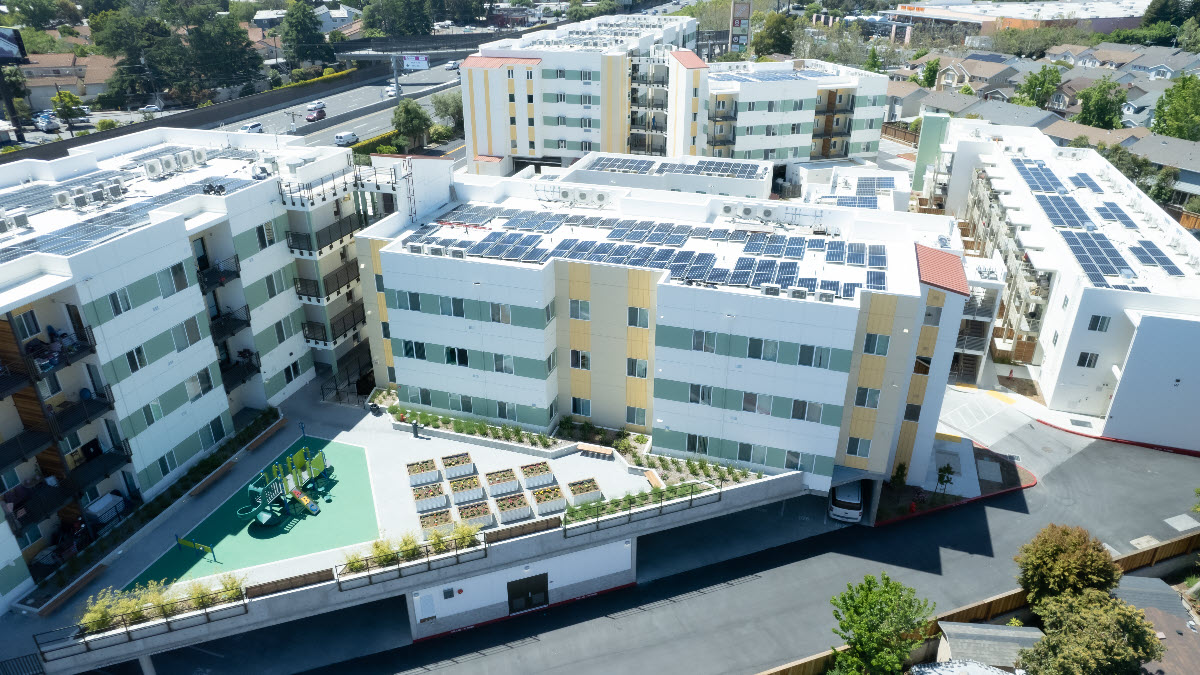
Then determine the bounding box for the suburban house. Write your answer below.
[958,99,1060,129]
[1045,76,1137,118]
[1112,577,1200,674]
[1123,45,1200,79]
[926,622,1045,673]
[885,80,929,122]
[1044,44,1090,65]
[239,22,283,64]
[17,52,116,110]
[252,9,287,29]
[1041,119,1149,148]
[919,90,980,116]
[315,4,362,34]
[936,59,1017,93]
[1119,79,1173,128]
[1045,42,1200,80]
[1078,45,1140,70]
[1128,134,1200,211]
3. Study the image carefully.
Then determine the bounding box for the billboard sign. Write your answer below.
[0,28,28,65]
[728,2,751,53]
[402,55,429,70]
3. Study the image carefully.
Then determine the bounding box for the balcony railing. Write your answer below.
[68,443,131,495]
[820,105,855,115]
[631,75,668,87]
[46,384,114,439]
[629,99,666,110]
[210,306,251,343]
[0,428,53,475]
[330,301,366,341]
[294,277,322,301]
[955,335,988,352]
[0,361,32,400]
[25,327,97,381]
[302,321,329,343]
[220,352,260,393]
[8,478,73,530]
[629,124,667,135]
[323,259,360,296]
[812,128,851,139]
[197,255,241,294]
[708,111,737,122]
[962,297,996,319]
[286,214,366,254]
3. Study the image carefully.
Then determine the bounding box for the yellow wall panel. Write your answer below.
[868,293,897,317]
[506,76,515,93]
[907,374,928,405]
[382,336,394,367]
[569,262,591,299]
[569,321,591,350]
[570,370,591,398]
[894,421,919,470]
[927,289,945,308]
[849,409,877,438]
[626,379,647,407]
[375,292,388,323]
[839,455,869,470]
[626,328,649,359]
[916,325,939,358]
[370,239,384,271]
[857,354,886,389]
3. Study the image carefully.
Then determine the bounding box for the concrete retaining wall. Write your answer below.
[397,421,580,459]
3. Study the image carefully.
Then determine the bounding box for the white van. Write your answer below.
[828,482,864,523]
[334,132,359,146]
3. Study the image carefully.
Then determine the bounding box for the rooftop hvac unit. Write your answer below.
[759,206,774,220]
[789,288,807,300]
[722,204,735,216]
[740,205,754,218]
[594,192,608,204]
[72,194,89,209]
[575,189,592,203]
[70,187,85,197]
[53,191,71,208]
[450,247,467,259]
[193,148,208,165]
[427,246,446,256]
[5,209,30,230]
[88,188,105,203]
[106,183,123,200]
[112,176,125,192]
[407,243,424,254]
[144,158,163,179]
[761,283,781,296]
[560,189,573,200]
[818,291,835,303]
[176,151,194,170]
[160,155,178,173]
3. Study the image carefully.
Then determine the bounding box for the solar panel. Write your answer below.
[483,243,510,258]
[608,228,630,240]
[466,240,493,255]
[606,244,635,264]
[566,241,597,259]
[709,228,730,241]
[1069,173,1104,193]
[1012,158,1067,193]
[518,234,542,247]
[826,240,845,264]
[868,244,887,269]
[866,271,886,291]
[751,259,777,287]
[807,238,826,251]
[586,156,656,174]
[481,231,503,243]
[847,242,866,266]
[505,246,529,260]
[743,232,767,254]
[692,227,712,239]
[794,277,817,292]
[841,282,862,299]
[1100,202,1138,229]
[664,234,688,247]
[624,229,650,243]
[1128,246,1155,266]
[784,237,807,259]
[670,250,695,266]
[776,261,798,288]
[550,238,579,254]
[729,260,754,284]
[668,262,691,279]
[706,268,730,284]
[1035,194,1091,229]
[820,280,840,295]
[835,196,878,209]
[628,246,655,266]
[728,230,749,242]
[763,235,787,257]
[1131,286,1151,293]
[686,253,716,280]
[587,242,616,261]
[523,248,550,263]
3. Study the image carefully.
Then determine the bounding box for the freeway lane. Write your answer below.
[301,85,463,152]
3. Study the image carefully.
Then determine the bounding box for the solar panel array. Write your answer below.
[855,176,896,195]
[654,160,766,180]
[585,156,656,174]
[1035,194,1091,229]
[1095,202,1137,229]
[1060,230,1135,288]
[1135,239,1184,277]
[1012,158,1066,193]
[1068,173,1104,193]
[708,69,828,83]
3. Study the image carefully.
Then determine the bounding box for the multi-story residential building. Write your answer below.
[916,115,1200,452]
[360,151,971,524]
[0,128,373,612]
[461,16,885,169]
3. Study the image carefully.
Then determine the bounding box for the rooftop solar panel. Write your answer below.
[866,271,886,291]
[608,228,630,240]
[795,277,817,292]
[566,241,597,259]
[807,238,826,251]
[628,246,655,266]
[764,235,787,257]
[743,232,767,254]
[483,243,510,258]
[709,228,730,241]
[587,242,616,261]
[841,282,862,299]
[664,234,688,247]
[826,240,846,264]
[728,230,749,242]
[751,259,776,287]
[668,262,690,279]
[784,237,807,259]
[686,253,716,280]
[706,268,730,284]
[729,267,753,285]
[522,248,549,263]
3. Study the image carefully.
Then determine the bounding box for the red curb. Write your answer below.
[1035,419,1200,459]
[412,582,637,643]
[875,466,1038,527]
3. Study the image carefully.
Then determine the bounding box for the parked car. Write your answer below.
[138,104,162,113]
[334,131,358,146]
[35,118,60,132]
[305,108,326,122]
[306,101,326,111]
[828,482,864,524]
[238,122,263,133]
[445,60,459,70]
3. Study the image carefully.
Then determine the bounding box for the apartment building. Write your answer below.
[460,16,885,168]
[917,116,1200,452]
[0,128,371,611]
[359,151,970,524]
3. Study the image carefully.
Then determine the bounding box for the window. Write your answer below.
[185,368,213,402]
[16,523,41,549]
[450,394,474,414]
[526,95,533,103]
[834,117,841,128]
[738,443,752,462]
[489,302,511,324]
[743,392,772,415]
[691,330,716,353]
[914,356,931,375]
[1062,295,1069,310]
[571,397,591,417]
[445,347,469,367]
[143,398,163,427]
[569,299,590,320]
[509,116,517,126]
[493,353,515,374]
[557,139,567,149]
[742,392,757,413]
[554,93,565,103]
[109,289,132,317]
[791,399,807,420]
[570,349,591,370]
[1052,331,1059,346]
[256,222,276,250]
[791,123,802,135]
[846,437,871,458]
[626,358,647,378]
[627,307,649,328]
[1,467,18,492]
[507,69,515,79]
[275,320,287,344]
[854,387,880,409]
[156,263,188,298]
[126,346,148,373]
[582,95,593,105]
[582,70,592,81]
[626,406,646,426]
[581,117,592,128]
[904,403,921,422]
[863,333,890,356]
[529,141,535,151]
[440,296,466,317]
[171,317,201,352]
[1077,351,1099,368]
[265,269,285,299]
[689,383,713,406]
[526,70,533,80]
[747,338,778,362]
[508,93,515,103]
[512,139,519,150]
[1087,315,1110,332]
[798,344,831,368]
[556,115,566,125]
[581,141,592,152]
[157,449,177,477]
[401,340,426,360]
[686,434,708,455]
[282,360,300,383]
[13,309,39,341]
[923,305,942,326]
[36,372,61,398]
[785,451,801,470]
[407,292,421,311]
[556,69,565,78]
[544,300,556,323]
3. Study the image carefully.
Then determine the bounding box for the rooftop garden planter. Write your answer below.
[442,452,474,479]
[419,510,454,539]
[486,469,521,496]
[496,493,531,523]
[412,482,448,512]
[520,461,555,489]
[406,459,440,486]
[566,478,603,506]
[456,502,494,529]
[532,485,565,516]
[449,475,484,505]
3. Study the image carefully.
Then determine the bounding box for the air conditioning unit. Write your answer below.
[427,246,446,256]
[407,243,424,254]
[759,206,774,220]
[72,193,89,209]
[88,187,105,203]
[53,191,71,208]
[193,147,208,165]
[175,151,194,170]
[70,187,85,197]
[761,283,781,296]
[144,158,163,179]
[594,192,607,204]
[160,155,178,173]
[740,205,754,218]
[560,189,572,200]
[106,183,123,200]
[818,291,835,303]
[575,189,592,203]
[5,209,29,230]
[111,176,125,192]
[789,288,807,300]
[722,204,735,216]
[450,247,467,259]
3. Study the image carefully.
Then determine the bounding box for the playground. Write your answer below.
[128,437,378,589]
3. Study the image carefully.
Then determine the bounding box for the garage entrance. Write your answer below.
[507,573,548,614]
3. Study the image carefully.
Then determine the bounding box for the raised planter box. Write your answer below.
[449,475,485,505]
[419,509,455,539]
[486,468,521,496]
[406,459,441,486]
[412,482,448,512]
[520,461,555,489]
[532,485,566,516]
[442,452,475,478]
[566,478,603,506]
[456,502,494,529]
[496,493,531,523]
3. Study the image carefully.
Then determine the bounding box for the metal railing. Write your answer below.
[328,301,366,342]
[287,214,365,253]
[562,478,723,538]
[0,428,53,474]
[8,479,73,531]
[220,353,260,393]
[708,111,737,122]
[209,306,250,343]
[955,335,988,352]
[302,321,329,343]
[277,167,355,206]
[46,384,114,439]
[631,75,668,86]
[0,653,43,675]
[67,443,131,494]
[962,297,996,319]
[197,255,241,294]
[812,127,851,139]
[322,259,360,297]
[34,589,249,663]
[293,276,322,300]
[332,533,487,592]
[629,99,666,110]
[25,327,97,381]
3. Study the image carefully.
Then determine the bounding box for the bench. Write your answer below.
[38,564,107,617]
[578,443,614,460]
[644,470,664,489]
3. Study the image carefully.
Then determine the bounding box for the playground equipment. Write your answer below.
[236,447,332,525]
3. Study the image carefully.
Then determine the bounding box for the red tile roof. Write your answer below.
[461,56,542,69]
[914,244,968,297]
[669,50,707,69]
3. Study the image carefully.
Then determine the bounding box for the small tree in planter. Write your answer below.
[450,522,481,548]
[399,532,421,561]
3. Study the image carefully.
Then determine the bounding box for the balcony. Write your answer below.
[629,98,666,111]
[0,428,53,475]
[46,385,115,438]
[220,352,260,393]
[955,335,988,353]
[210,305,251,343]
[68,443,131,495]
[819,105,855,115]
[7,478,73,531]
[0,362,31,400]
[305,301,366,347]
[708,111,737,122]
[25,328,97,381]
[287,214,366,256]
[962,297,996,320]
[302,321,329,343]
[631,75,668,87]
[812,127,851,139]
[198,255,241,294]
[296,260,361,303]
[629,123,666,136]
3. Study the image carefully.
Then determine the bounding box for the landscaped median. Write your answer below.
[334,527,486,592]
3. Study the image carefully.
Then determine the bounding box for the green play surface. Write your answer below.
[128,438,378,589]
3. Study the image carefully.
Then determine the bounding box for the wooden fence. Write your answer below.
[882,122,919,146]
[484,516,561,544]
[756,529,1200,675]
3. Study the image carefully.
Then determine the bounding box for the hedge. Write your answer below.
[352,129,401,155]
[276,67,358,90]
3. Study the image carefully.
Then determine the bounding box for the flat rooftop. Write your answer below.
[706,59,882,93]
[563,154,771,181]
[804,166,911,212]
[888,0,1149,20]
[483,15,691,54]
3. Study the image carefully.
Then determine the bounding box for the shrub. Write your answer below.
[96,119,117,133]
[387,404,400,415]
[217,574,244,603]
[291,68,306,82]
[399,533,421,561]
[76,130,91,136]
[613,438,632,454]
[1015,524,1121,604]
[375,144,397,154]
[1,146,20,154]
[453,420,465,433]
[342,551,367,573]
[440,416,452,426]
[633,453,643,466]
[429,123,455,144]
[323,67,336,76]
[756,470,763,479]
[371,538,399,566]
[634,434,648,444]
[538,434,551,447]
[185,580,214,609]
[239,82,256,98]
[450,523,480,548]
[430,530,448,553]
[890,463,908,489]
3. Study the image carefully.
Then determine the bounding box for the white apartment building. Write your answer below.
[0,129,374,612]
[358,152,971,526]
[461,16,886,170]
[917,116,1200,451]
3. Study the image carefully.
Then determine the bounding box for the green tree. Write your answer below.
[1150,73,1200,141]
[1017,589,1165,675]
[749,12,794,56]
[1068,135,1091,148]
[908,117,922,135]
[1148,166,1179,203]
[1072,76,1126,130]
[51,89,85,137]
[1097,142,1153,190]
[1179,17,1200,52]
[1014,524,1121,605]
[511,0,533,6]
[15,28,72,54]
[364,0,432,36]
[1,66,29,141]
[959,84,974,95]
[280,2,334,66]
[830,572,934,675]
[911,47,928,60]
[91,11,195,104]
[80,0,127,17]
[863,46,881,73]
[96,118,119,131]
[12,0,58,29]
[55,0,82,25]
[1141,0,1181,27]
[920,58,939,89]
[392,98,432,151]
[327,29,346,43]
[1014,65,1061,109]
[431,89,463,130]
[804,2,821,19]
[716,50,747,62]
[187,14,263,90]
